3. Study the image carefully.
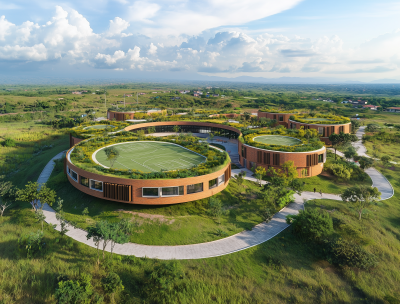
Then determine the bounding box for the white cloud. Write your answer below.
[107,17,130,36]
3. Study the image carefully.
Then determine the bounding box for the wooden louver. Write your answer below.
[306,154,318,166]
[104,183,132,202]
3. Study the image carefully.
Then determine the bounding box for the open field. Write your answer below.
[95,141,206,171]
[253,135,301,146]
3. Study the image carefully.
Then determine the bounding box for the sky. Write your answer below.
[1,0,400,82]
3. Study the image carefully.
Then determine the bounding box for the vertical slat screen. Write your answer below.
[104,183,132,202]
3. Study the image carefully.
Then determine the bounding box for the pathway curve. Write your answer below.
[38,127,394,260]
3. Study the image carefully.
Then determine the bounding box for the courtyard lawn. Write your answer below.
[253,135,301,146]
[83,124,115,130]
[94,141,206,171]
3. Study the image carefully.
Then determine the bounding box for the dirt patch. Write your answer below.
[116,210,175,225]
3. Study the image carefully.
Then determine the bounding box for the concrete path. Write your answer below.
[37,127,394,260]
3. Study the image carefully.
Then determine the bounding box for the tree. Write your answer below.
[208,132,215,143]
[55,199,69,237]
[208,197,223,224]
[0,177,14,217]
[268,160,299,189]
[358,156,374,171]
[254,166,266,186]
[17,182,56,211]
[329,132,358,160]
[110,219,133,258]
[3,138,16,147]
[344,146,357,161]
[243,112,251,121]
[104,146,120,168]
[381,155,392,167]
[351,120,361,133]
[136,129,145,140]
[102,272,124,303]
[341,186,381,220]
[366,123,379,132]
[55,274,93,304]
[148,126,156,134]
[86,225,103,265]
[236,171,246,190]
[286,209,333,240]
[259,207,273,223]
[173,125,180,133]
[82,207,89,219]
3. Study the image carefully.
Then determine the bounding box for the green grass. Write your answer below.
[301,118,335,122]
[83,124,114,130]
[253,135,301,146]
[95,141,205,171]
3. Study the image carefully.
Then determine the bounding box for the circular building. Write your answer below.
[288,114,351,144]
[66,131,231,205]
[107,109,164,121]
[258,109,298,127]
[238,132,326,178]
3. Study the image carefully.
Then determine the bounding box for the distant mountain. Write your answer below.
[370,79,400,83]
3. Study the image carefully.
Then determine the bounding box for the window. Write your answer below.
[187,183,203,194]
[161,187,179,196]
[142,187,159,197]
[318,127,325,136]
[264,152,270,165]
[80,176,89,187]
[272,154,280,166]
[257,151,262,163]
[217,174,224,186]
[69,169,78,182]
[279,115,283,122]
[302,168,309,177]
[209,178,218,189]
[90,180,103,191]
[318,154,324,163]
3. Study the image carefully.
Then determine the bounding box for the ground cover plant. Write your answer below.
[290,113,351,125]
[253,135,301,146]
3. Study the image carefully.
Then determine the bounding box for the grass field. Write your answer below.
[254,135,301,146]
[301,118,335,122]
[94,141,205,171]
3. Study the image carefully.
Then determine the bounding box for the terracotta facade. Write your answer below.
[257,111,294,127]
[287,120,351,144]
[237,140,326,178]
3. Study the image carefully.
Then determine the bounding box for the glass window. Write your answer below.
[318,127,325,136]
[217,174,224,185]
[142,188,159,197]
[161,187,179,196]
[80,176,89,187]
[70,170,78,181]
[318,154,324,163]
[187,183,203,194]
[209,178,217,189]
[179,186,184,195]
[303,168,309,177]
[90,180,103,191]
[279,115,283,121]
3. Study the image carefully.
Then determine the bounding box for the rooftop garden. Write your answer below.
[289,114,350,125]
[69,121,130,139]
[69,132,229,180]
[240,126,325,152]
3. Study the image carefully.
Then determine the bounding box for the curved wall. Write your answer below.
[70,134,83,148]
[257,111,294,127]
[108,110,135,121]
[65,147,231,205]
[288,120,351,144]
[238,140,326,178]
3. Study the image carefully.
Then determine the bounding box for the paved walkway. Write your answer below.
[37,127,394,260]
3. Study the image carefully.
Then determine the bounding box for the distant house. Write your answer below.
[72,91,82,95]
[387,107,400,113]
[341,100,349,104]
[212,94,219,97]
[139,92,146,95]
[357,100,368,105]
[193,93,200,97]
[152,92,158,94]
[126,94,133,97]
[363,105,380,110]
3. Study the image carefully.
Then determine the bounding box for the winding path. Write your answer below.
[38,127,394,260]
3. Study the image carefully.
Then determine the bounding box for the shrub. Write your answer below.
[3,138,16,147]
[18,230,45,258]
[102,272,124,301]
[323,238,378,269]
[328,163,352,180]
[286,209,333,241]
[55,274,93,304]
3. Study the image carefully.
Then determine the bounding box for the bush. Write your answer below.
[286,209,333,241]
[144,261,186,303]
[18,230,45,258]
[3,138,16,147]
[55,274,93,304]
[326,163,352,180]
[323,238,378,270]
[102,272,124,299]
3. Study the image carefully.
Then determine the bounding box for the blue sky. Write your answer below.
[1,0,399,81]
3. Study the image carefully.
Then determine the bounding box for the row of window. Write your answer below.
[289,124,346,137]
[68,166,225,198]
[143,173,225,197]
[67,166,103,191]
[134,125,239,139]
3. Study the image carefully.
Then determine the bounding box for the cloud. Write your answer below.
[107,17,130,36]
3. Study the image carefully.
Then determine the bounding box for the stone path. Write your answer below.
[38,127,394,260]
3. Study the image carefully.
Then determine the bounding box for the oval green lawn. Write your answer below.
[253,135,301,146]
[94,141,206,172]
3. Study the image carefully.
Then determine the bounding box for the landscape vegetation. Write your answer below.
[0,83,400,303]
